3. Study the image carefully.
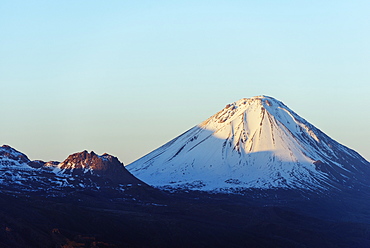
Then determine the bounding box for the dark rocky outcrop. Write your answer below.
[59,150,144,185]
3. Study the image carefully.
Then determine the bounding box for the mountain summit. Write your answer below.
[0,146,144,193]
[59,150,143,184]
[127,96,370,192]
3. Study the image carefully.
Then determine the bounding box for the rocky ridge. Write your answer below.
[0,145,144,194]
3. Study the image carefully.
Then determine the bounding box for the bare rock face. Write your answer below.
[27,160,45,168]
[59,150,143,185]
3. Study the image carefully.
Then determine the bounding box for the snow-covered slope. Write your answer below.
[0,145,63,191]
[0,145,143,194]
[127,96,370,192]
[0,145,31,168]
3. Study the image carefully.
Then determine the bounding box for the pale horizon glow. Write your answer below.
[1,1,369,164]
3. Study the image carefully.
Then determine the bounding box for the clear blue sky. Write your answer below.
[1,0,369,164]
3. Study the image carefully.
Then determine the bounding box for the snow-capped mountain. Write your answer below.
[0,145,31,167]
[127,96,370,192]
[0,145,143,194]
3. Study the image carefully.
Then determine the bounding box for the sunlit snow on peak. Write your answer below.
[127,96,370,193]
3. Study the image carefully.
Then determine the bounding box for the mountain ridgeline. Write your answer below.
[59,150,143,185]
[127,96,370,193]
[0,145,144,194]
[1,96,369,195]
[1,96,370,247]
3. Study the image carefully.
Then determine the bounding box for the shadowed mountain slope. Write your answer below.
[127,96,370,192]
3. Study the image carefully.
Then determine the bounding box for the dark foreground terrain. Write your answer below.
[1,187,370,248]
